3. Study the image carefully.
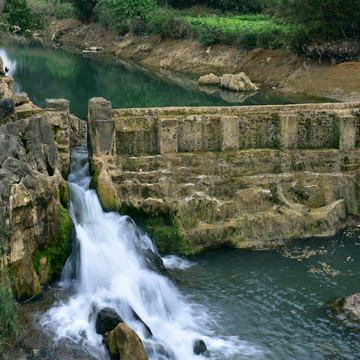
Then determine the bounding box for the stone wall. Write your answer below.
[89,99,360,156]
[88,98,360,254]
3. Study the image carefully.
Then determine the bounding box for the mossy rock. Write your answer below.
[90,160,118,212]
[119,204,188,255]
[32,203,74,283]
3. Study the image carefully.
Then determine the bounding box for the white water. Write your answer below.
[41,143,264,359]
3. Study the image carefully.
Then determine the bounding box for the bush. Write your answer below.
[268,0,360,43]
[4,0,46,31]
[72,0,98,21]
[97,0,157,29]
[0,269,21,354]
[167,0,263,14]
[146,9,192,39]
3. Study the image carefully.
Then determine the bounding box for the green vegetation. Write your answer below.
[30,0,73,19]
[183,14,288,47]
[119,204,188,255]
[0,217,11,255]
[32,203,73,283]
[18,0,360,61]
[0,268,21,354]
[0,216,21,354]
[4,0,46,31]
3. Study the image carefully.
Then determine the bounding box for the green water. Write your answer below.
[170,227,360,359]
[0,43,334,119]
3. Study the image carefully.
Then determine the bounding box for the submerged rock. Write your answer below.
[95,308,124,335]
[328,293,360,330]
[105,323,148,360]
[193,339,208,355]
[141,248,169,278]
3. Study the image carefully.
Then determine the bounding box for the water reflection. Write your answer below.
[1,42,336,119]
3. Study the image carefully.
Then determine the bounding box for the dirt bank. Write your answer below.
[29,19,360,101]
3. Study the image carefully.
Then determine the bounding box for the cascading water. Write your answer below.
[41,142,263,360]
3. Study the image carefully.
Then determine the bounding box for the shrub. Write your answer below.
[146,9,192,39]
[97,0,157,29]
[4,0,46,31]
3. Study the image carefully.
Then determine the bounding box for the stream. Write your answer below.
[1,43,360,359]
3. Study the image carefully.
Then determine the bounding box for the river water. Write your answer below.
[0,43,334,119]
[2,43,360,359]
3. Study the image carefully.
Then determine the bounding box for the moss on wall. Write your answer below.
[119,204,189,255]
[32,203,73,284]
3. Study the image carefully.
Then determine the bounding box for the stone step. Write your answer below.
[111,169,172,184]
[120,154,168,172]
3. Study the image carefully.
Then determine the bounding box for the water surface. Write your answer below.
[0,43,335,118]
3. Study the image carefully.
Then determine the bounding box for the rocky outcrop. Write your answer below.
[95,308,124,335]
[0,56,79,298]
[104,323,148,360]
[87,99,360,254]
[0,115,73,298]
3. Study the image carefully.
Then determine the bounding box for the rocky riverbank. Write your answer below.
[18,18,360,102]
[0,58,86,299]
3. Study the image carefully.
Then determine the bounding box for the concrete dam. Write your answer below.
[87,99,360,254]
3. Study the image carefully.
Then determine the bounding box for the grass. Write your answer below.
[0,269,21,354]
[182,13,290,47]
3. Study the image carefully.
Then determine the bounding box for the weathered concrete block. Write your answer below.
[13,92,29,106]
[88,97,112,121]
[279,113,298,150]
[95,120,115,155]
[46,98,69,112]
[339,115,356,151]
[159,118,178,154]
[221,116,239,150]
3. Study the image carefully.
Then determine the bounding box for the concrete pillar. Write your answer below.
[159,118,178,154]
[339,115,357,151]
[46,98,69,112]
[88,97,114,156]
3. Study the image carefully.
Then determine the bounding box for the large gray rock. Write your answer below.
[95,308,123,335]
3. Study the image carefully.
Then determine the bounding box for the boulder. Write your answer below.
[105,323,148,360]
[221,72,258,91]
[95,307,124,335]
[344,292,360,317]
[328,293,360,330]
[141,248,169,278]
[199,73,221,86]
[193,339,208,355]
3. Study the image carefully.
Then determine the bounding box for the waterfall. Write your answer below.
[41,142,259,360]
